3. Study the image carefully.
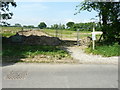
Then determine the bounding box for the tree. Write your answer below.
[27,25,34,28]
[58,23,65,29]
[51,24,58,29]
[0,0,17,25]
[75,1,120,44]
[61,24,65,29]
[14,23,21,27]
[66,22,97,31]
[66,22,75,29]
[38,22,47,29]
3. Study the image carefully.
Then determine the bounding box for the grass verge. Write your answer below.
[85,43,120,57]
[2,44,72,63]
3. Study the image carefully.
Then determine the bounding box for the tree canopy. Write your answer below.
[14,23,22,27]
[38,22,47,29]
[66,22,75,29]
[0,0,17,25]
[50,23,65,29]
[75,1,120,44]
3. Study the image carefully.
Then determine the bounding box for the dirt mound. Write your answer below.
[3,33,61,45]
[18,30,49,36]
[23,35,61,45]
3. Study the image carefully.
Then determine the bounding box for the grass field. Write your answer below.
[1,26,34,37]
[41,29,92,40]
[1,26,22,37]
[1,26,22,31]
[1,27,95,40]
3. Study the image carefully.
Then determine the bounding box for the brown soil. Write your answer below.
[18,30,49,36]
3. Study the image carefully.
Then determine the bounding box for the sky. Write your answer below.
[7,1,99,27]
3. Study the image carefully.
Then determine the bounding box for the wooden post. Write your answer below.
[56,29,58,38]
[22,27,23,35]
[93,39,95,50]
[92,27,95,50]
[61,29,62,40]
[77,29,80,46]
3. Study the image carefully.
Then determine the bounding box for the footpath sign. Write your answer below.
[92,32,96,41]
[91,28,103,50]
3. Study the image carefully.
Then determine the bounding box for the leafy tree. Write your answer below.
[14,23,21,27]
[61,24,65,29]
[38,22,47,29]
[67,22,98,31]
[50,23,65,29]
[51,24,58,29]
[23,25,34,28]
[58,23,65,29]
[75,1,120,44]
[66,22,75,29]
[27,25,34,28]
[0,0,17,25]
[23,25,27,28]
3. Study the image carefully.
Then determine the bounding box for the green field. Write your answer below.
[1,27,93,39]
[41,29,92,40]
[1,26,22,37]
[1,26,22,31]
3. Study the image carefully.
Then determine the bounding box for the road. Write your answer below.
[2,63,118,88]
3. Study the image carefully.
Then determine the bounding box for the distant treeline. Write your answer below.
[65,22,101,31]
[0,23,38,28]
[1,22,101,31]
[48,22,101,31]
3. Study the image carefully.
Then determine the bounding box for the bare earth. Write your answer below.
[66,46,118,64]
[18,30,49,36]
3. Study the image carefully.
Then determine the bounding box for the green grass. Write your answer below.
[42,29,91,34]
[85,43,120,57]
[3,44,70,61]
[0,26,23,37]
[1,26,22,32]
[1,33,16,37]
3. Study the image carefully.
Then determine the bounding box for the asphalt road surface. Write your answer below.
[2,63,118,88]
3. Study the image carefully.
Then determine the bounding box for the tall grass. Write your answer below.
[85,43,120,57]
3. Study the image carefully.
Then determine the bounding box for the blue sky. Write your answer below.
[8,1,99,27]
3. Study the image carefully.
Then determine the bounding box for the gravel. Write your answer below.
[66,46,118,64]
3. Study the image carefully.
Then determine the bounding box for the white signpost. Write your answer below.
[92,27,96,50]
[77,29,80,46]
